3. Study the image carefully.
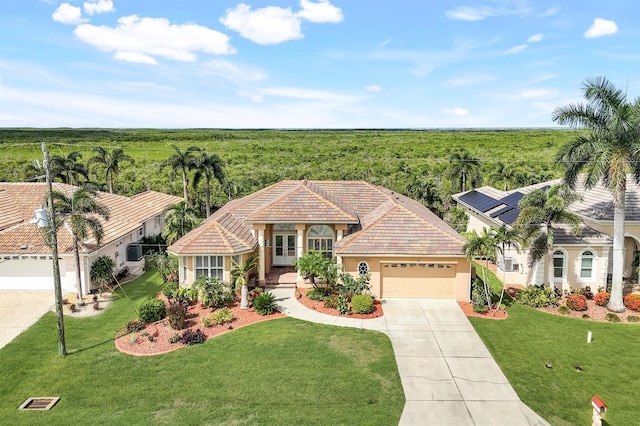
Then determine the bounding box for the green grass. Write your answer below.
[470,264,640,425]
[0,271,404,425]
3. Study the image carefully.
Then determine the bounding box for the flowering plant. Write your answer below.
[566,293,588,311]
[594,292,610,307]
[623,294,640,312]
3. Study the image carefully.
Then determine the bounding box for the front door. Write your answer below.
[273,234,296,266]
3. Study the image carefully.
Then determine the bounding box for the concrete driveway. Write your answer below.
[271,288,549,426]
[0,291,55,350]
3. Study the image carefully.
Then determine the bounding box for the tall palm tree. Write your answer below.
[554,76,640,312]
[489,162,520,191]
[161,201,200,245]
[462,228,497,307]
[192,152,225,217]
[516,185,581,290]
[492,224,521,309]
[88,147,134,194]
[448,149,482,192]
[231,253,259,310]
[405,173,444,217]
[159,145,202,204]
[52,184,110,304]
[50,152,89,185]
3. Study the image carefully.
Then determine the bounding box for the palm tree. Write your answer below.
[50,152,89,185]
[231,253,259,309]
[448,149,482,192]
[192,152,225,217]
[52,184,110,304]
[405,173,444,217]
[462,228,497,307]
[159,145,202,204]
[88,147,134,194]
[516,185,581,290]
[554,76,640,312]
[489,162,520,191]
[492,224,521,309]
[161,201,200,245]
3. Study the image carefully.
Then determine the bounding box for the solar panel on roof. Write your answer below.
[490,205,514,218]
[498,208,521,225]
[458,190,502,212]
[499,191,524,207]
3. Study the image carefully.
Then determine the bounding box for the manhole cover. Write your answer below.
[18,397,60,411]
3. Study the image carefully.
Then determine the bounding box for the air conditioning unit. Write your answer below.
[501,257,515,273]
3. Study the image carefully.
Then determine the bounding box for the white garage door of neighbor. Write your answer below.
[381,262,456,299]
[0,257,66,291]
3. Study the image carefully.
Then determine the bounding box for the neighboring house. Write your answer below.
[453,176,640,292]
[0,183,182,293]
[167,180,471,300]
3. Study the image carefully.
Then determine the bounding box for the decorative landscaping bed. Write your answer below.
[538,298,640,322]
[296,288,383,319]
[458,301,508,320]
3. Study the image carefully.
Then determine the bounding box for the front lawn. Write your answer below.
[0,271,404,425]
[470,264,640,425]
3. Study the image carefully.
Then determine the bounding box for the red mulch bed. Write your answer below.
[458,302,508,320]
[115,293,285,356]
[538,298,639,322]
[296,288,383,319]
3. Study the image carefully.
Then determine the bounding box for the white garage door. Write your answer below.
[0,256,67,291]
[381,262,456,299]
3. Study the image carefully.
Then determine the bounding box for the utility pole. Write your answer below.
[42,142,67,356]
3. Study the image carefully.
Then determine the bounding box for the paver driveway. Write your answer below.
[271,288,549,426]
[0,291,55,349]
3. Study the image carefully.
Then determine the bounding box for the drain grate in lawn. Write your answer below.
[18,397,60,411]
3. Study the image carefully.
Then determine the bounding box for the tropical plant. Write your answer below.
[211,307,235,324]
[192,152,225,217]
[166,301,189,330]
[489,162,520,192]
[405,173,444,217]
[162,281,179,299]
[444,206,469,234]
[292,250,336,289]
[159,145,202,204]
[252,292,278,315]
[515,285,559,308]
[471,279,489,313]
[180,328,206,345]
[448,148,482,192]
[336,294,350,315]
[566,294,588,311]
[193,276,235,309]
[52,184,110,304]
[491,224,522,310]
[554,77,640,312]
[594,292,610,307]
[462,228,497,307]
[90,255,116,289]
[231,253,259,309]
[138,297,166,323]
[161,201,200,245]
[88,147,134,194]
[515,184,581,289]
[338,272,371,300]
[50,151,89,185]
[145,252,178,282]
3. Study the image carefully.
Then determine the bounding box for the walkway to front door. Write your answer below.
[265,266,297,287]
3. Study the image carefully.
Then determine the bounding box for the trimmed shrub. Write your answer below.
[162,281,179,299]
[323,295,338,309]
[307,287,332,301]
[516,285,559,308]
[471,279,488,313]
[605,313,621,323]
[181,329,206,345]
[627,315,640,323]
[138,297,166,323]
[557,305,571,315]
[566,294,588,311]
[193,276,235,309]
[351,295,374,314]
[202,315,214,328]
[126,319,146,333]
[166,301,188,330]
[336,295,350,315]
[253,292,277,315]
[594,292,610,307]
[211,307,235,324]
[173,287,198,305]
[623,293,640,312]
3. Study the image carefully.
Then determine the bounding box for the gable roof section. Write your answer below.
[168,212,255,255]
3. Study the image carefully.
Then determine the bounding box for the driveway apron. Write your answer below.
[270,288,549,426]
[0,291,55,350]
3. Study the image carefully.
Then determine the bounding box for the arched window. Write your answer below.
[553,250,565,280]
[580,250,594,280]
[307,225,334,258]
[357,261,369,276]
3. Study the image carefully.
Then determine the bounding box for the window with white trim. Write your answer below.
[357,261,369,276]
[307,225,334,258]
[553,250,565,279]
[580,250,594,280]
[195,256,224,280]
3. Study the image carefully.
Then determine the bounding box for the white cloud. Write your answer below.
[220,4,302,45]
[443,107,470,116]
[202,59,267,82]
[83,0,114,15]
[445,1,531,21]
[446,6,496,21]
[52,3,88,25]
[506,44,528,54]
[298,0,343,23]
[366,85,382,92]
[527,33,543,43]
[260,87,359,103]
[74,15,235,64]
[584,18,618,39]
[443,74,496,87]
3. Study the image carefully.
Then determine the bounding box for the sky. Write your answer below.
[1,0,638,128]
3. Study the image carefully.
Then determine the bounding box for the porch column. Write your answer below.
[335,224,347,266]
[254,224,266,285]
[295,224,306,280]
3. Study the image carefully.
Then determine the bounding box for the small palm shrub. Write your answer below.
[594,292,610,307]
[168,333,181,344]
[162,281,179,298]
[623,293,640,311]
[557,305,571,315]
[211,307,235,324]
[351,294,374,314]
[336,295,350,315]
[166,301,188,330]
[307,287,332,301]
[566,294,588,311]
[181,329,206,345]
[323,295,338,309]
[516,285,559,308]
[193,276,235,308]
[627,315,640,323]
[253,292,278,315]
[605,313,621,323]
[138,298,166,323]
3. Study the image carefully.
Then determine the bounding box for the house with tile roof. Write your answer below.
[453,176,640,292]
[167,180,471,300]
[0,183,182,293]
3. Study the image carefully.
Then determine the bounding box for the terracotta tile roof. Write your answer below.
[168,180,466,257]
[0,183,181,255]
